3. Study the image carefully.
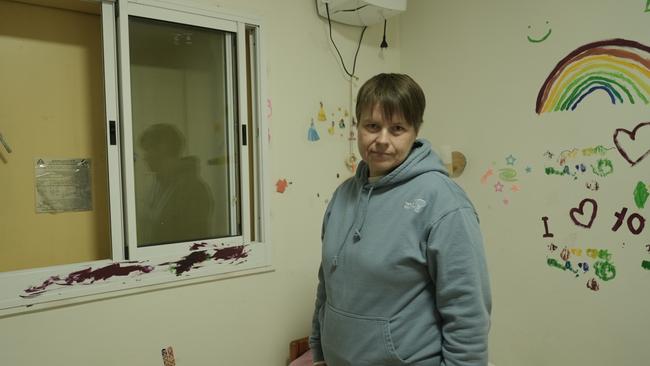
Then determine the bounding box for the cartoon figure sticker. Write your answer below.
[318,102,327,121]
[308,119,320,142]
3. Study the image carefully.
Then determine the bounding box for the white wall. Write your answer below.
[402,0,650,365]
[13,1,650,365]
[0,0,400,365]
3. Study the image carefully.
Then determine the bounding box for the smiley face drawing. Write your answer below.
[527,21,552,43]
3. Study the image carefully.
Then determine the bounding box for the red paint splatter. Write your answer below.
[276,179,288,193]
[65,263,154,283]
[162,245,248,275]
[22,262,154,298]
[163,250,211,276]
[213,245,249,261]
[23,276,62,297]
[22,245,250,298]
[189,242,208,251]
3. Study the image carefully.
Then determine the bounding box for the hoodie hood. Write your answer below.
[355,139,448,188]
[329,139,449,264]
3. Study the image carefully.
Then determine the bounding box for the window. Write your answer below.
[0,0,269,312]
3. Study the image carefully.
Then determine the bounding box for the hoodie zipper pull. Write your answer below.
[332,256,338,267]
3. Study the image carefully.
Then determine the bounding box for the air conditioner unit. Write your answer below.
[316,0,407,27]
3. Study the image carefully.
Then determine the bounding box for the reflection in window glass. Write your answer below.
[129,16,238,247]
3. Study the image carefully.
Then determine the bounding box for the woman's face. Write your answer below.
[357,103,417,177]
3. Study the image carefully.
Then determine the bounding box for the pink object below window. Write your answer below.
[288,350,313,366]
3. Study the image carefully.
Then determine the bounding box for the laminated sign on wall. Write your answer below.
[34,158,92,213]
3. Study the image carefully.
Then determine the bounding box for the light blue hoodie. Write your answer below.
[310,139,491,366]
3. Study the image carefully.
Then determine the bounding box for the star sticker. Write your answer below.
[505,154,517,165]
[511,184,520,192]
[525,166,532,173]
[494,181,504,192]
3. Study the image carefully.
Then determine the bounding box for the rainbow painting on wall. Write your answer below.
[536,39,650,114]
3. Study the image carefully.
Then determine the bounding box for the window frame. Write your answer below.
[0,0,271,315]
[119,4,248,258]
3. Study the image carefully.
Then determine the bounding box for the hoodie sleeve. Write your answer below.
[309,194,336,363]
[426,207,492,366]
[309,265,327,362]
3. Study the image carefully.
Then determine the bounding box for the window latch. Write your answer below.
[109,120,117,146]
[241,124,247,146]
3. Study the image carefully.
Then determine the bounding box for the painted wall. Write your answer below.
[401,0,650,365]
[0,1,110,272]
[0,0,400,365]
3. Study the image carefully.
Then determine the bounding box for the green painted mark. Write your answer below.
[527,27,552,43]
[547,258,566,270]
[545,167,560,176]
[597,249,612,261]
[633,181,649,209]
[498,168,518,182]
[591,158,614,177]
[582,145,614,157]
[558,76,630,112]
[594,260,616,281]
[642,260,650,270]
[545,166,570,176]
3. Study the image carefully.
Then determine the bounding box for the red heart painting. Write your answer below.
[613,122,650,166]
[570,198,598,228]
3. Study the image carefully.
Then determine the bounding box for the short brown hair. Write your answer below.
[355,73,426,132]
[139,123,185,157]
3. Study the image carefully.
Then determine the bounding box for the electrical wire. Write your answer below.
[325,2,367,79]
[333,5,369,13]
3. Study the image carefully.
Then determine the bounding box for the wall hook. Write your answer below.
[0,133,12,153]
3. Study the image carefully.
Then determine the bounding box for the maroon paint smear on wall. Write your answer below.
[22,262,154,298]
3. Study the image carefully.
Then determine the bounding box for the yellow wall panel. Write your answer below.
[0,0,109,272]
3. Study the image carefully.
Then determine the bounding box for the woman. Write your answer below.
[309,74,491,366]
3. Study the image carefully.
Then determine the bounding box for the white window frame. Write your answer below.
[0,0,271,315]
[119,2,249,259]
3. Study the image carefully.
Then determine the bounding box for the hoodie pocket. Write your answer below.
[322,303,405,366]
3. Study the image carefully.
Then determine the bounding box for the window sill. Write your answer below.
[0,242,272,318]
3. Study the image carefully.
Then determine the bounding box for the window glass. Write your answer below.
[129,16,239,247]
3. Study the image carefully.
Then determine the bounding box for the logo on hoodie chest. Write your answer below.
[403,198,427,213]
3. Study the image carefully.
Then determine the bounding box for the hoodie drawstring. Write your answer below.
[331,185,374,269]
